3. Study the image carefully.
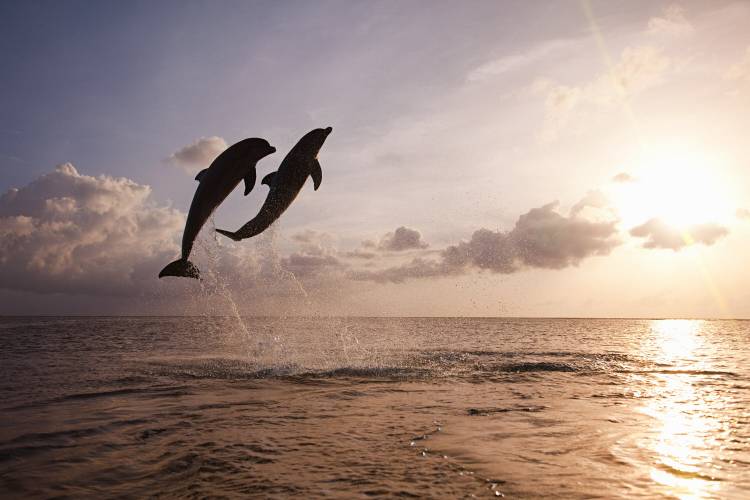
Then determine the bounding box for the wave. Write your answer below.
[7,386,193,411]
[125,349,739,386]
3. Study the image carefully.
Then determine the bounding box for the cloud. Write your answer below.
[535,46,670,140]
[279,252,344,279]
[453,202,619,271]
[351,201,620,283]
[647,4,694,37]
[344,249,377,260]
[378,226,429,251]
[167,136,227,174]
[466,40,572,83]
[0,165,357,315]
[570,189,612,217]
[0,165,359,310]
[0,163,184,295]
[238,229,345,281]
[612,172,636,183]
[291,230,324,244]
[725,47,750,83]
[630,218,728,251]
[591,46,671,100]
[348,257,451,284]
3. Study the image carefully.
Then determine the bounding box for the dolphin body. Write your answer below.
[159,138,276,279]
[216,127,332,241]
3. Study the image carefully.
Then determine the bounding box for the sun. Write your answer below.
[608,146,734,229]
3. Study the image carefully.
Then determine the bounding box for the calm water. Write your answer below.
[1,317,749,498]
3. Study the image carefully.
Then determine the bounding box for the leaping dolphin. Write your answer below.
[216,127,332,241]
[159,138,276,279]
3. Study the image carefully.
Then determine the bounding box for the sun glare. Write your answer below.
[609,147,733,229]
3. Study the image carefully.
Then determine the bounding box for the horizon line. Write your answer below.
[1,315,748,321]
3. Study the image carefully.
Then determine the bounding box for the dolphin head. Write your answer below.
[242,138,277,159]
[291,127,333,158]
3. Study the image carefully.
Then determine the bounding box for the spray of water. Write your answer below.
[159,219,408,377]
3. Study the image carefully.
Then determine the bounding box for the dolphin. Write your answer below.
[216,127,332,241]
[159,137,276,279]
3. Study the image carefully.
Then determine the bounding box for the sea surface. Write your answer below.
[1,317,749,498]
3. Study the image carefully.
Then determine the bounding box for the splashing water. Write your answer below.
[153,219,402,377]
[186,220,372,372]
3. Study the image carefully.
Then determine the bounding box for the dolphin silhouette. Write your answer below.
[216,127,332,241]
[159,138,276,279]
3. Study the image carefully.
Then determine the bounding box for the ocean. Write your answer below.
[1,316,748,498]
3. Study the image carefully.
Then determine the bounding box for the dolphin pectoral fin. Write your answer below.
[311,159,322,191]
[243,169,256,196]
[261,171,277,188]
[195,168,209,182]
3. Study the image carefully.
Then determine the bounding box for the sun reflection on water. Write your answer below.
[642,320,722,499]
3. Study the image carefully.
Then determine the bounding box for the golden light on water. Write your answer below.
[642,320,722,499]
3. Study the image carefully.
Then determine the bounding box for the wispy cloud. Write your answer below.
[466,40,572,83]
[533,46,671,141]
[725,46,750,83]
[647,4,694,37]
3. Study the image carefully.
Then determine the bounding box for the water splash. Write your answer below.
[168,222,396,375]
[191,218,254,355]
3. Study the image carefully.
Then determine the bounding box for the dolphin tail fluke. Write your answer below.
[158,258,200,279]
[215,228,242,241]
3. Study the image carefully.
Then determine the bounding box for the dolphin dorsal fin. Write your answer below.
[311,159,322,191]
[243,168,256,196]
[195,168,209,182]
[261,171,277,188]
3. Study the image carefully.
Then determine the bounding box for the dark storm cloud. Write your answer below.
[378,226,429,251]
[629,218,728,251]
[350,201,620,283]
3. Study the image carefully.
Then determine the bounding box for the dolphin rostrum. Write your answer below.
[216,127,332,241]
[159,138,276,279]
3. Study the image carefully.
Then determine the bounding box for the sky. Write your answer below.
[2,0,750,317]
